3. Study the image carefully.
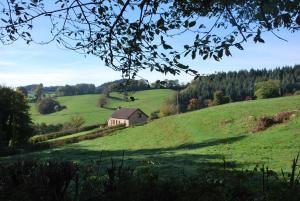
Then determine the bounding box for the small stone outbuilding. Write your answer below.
[107,107,148,127]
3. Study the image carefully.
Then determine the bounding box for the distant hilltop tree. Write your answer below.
[34,84,43,102]
[16,86,28,97]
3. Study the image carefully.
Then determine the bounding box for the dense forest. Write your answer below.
[179,65,300,111]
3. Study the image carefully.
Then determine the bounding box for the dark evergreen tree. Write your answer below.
[179,65,300,111]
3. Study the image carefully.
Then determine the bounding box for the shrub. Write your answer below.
[129,96,135,101]
[33,123,63,135]
[37,97,65,114]
[63,116,86,130]
[187,98,201,111]
[149,110,160,120]
[207,99,214,107]
[251,111,295,132]
[272,111,294,123]
[207,91,230,107]
[159,104,177,117]
[0,160,77,201]
[159,95,178,117]
[98,94,108,107]
[251,116,275,132]
[294,90,300,96]
[254,80,281,99]
[245,96,252,101]
[1,155,300,201]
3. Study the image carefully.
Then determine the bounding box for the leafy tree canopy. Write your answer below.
[0,86,33,147]
[0,0,299,78]
[37,97,66,114]
[255,79,281,99]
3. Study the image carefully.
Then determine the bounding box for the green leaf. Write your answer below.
[225,49,231,56]
[157,18,164,28]
[257,38,265,43]
[296,15,300,25]
[189,21,196,27]
[177,63,188,69]
[217,49,223,58]
[192,50,196,59]
[213,55,220,61]
[163,44,172,50]
[234,43,244,50]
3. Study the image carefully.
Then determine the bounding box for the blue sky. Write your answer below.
[0,26,299,87]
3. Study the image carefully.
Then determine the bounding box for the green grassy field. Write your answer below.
[6,95,300,174]
[30,89,174,125]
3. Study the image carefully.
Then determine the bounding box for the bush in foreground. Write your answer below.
[1,153,300,201]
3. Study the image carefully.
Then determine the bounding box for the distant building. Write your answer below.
[108,107,148,127]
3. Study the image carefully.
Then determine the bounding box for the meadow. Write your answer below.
[30,89,174,125]
[6,95,300,175]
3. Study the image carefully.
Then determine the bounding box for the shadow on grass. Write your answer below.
[108,96,126,102]
[102,106,116,110]
[14,135,247,174]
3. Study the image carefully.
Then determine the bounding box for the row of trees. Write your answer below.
[55,84,96,96]
[150,80,184,89]
[19,79,184,98]
[179,65,300,111]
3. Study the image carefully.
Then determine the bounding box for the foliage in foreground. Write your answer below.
[1,1,299,78]
[1,154,300,201]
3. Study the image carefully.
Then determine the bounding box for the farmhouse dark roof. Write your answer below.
[111,107,148,119]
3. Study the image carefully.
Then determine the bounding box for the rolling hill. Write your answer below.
[30,89,174,125]
[7,95,300,174]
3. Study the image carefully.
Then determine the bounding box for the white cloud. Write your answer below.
[0,61,16,67]
[0,68,120,87]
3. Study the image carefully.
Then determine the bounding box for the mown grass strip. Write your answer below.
[29,124,103,143]
[46,128,100,142]
[29,124,126,151]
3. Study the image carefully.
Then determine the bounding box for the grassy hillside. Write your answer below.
[6,95,300,174]
[30,89,174,125]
